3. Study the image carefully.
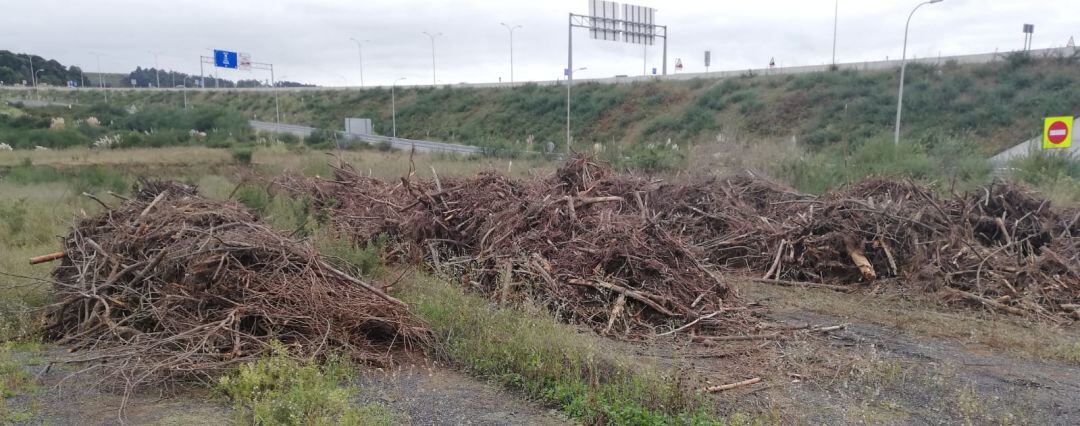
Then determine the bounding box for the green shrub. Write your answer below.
[316,233,388,278]
[231,147,253,165]
[1010,149,1080,184]
[622,145,686,173]
[217,343,400,426]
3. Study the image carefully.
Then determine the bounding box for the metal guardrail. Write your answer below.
[249,120,482,154]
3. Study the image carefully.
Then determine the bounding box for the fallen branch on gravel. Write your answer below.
[750,278,853,292]
[29,251,66,265]
[704,377,762,393]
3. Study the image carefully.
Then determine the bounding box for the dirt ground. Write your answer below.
[714,280,1080,425]
[353,362,570,425]
[7,281,1078,425]
[6,347,568,425]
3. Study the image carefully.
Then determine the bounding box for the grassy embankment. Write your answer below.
[6,51,1078,197]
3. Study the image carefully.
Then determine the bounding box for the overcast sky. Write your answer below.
[1,0,1076,87]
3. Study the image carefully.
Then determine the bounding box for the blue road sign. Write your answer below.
[214,50,238,69]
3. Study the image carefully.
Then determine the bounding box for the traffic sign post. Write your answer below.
[1042,116,1073,150]
[214,50,238,69]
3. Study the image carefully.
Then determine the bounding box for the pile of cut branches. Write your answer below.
[287,154,1078,326]
[285,157,751,338]
[720,178,1080,320]
[41,181,428,385]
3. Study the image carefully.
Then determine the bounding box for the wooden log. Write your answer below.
[604,294,626,335]
[29,251,66,265]
[848,248,876,281]
[318,260,407,307]
[703,377,762,393]
[657,310,722,337]
[695,332,781,342]
[940,287,1024,316]
[567,278,677,317]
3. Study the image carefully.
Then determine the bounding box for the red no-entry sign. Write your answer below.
[1043,117,1073,149]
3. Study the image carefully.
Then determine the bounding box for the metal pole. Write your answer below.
[566,14,573,155]
[832,0,839,66]
[271,65,280,123]
[422,32,441,86]
[500,23,521,84]
[92,52,107,102]
[199,57,204,88]
[149,51,161,88]
[392,77,405,138]
[662,26,668,75]
[893,1,941,146]
[350,38,370,87]
[28,55,36,87]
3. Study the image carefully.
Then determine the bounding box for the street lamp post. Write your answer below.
[26,55,36,87]
[500,23,522,84]
[422,32,442,86]
[392,77,407,138]
[91,52,107,102]
[831,0,839,67]
[349,38,371,87]
[148,50,162,88]
[566,67,586,155]
[894,0,943,146]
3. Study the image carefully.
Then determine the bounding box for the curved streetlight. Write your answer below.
[392,77,407,138]
[349,38,371,87]
[893,0,944,146]
[422,32,442,86]
[500,23,522,84]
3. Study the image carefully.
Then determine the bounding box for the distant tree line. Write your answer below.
[0,50,315,88]
[0,50,83,86]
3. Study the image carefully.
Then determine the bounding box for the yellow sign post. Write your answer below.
[1042,116,1073,149]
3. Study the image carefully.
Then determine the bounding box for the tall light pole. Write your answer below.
[500,23,521,84]
[566,66,586,155]
[26,54,36,87]
[894,0,943,146]
[392,77,407,138]
[90,52,107,102]
[831,0,839,67]
[349,38,371,87]
[148,50,162,88]
[422,31,442,86]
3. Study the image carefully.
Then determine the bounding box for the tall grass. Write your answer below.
[776,137,991,194]
[399,272,724,425]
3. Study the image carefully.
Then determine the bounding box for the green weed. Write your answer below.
[217,342,402,426]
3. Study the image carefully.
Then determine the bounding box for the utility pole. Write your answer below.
[500,23,521,83]
[349,38,371,87]
[894,0,944,146]
[392,77,406,138]
[422,31,442,86]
